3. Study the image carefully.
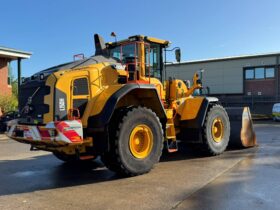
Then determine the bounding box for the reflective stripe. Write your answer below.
[55,121,82,143]
[7,120,83,144]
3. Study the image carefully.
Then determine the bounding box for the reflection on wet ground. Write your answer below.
[176,123,280,210]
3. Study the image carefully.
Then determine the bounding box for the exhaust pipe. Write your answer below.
[226,107,257,148]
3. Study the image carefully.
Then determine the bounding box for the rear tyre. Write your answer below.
[102,107,164,176]
[202,104,230,155]
[101,108,128,173]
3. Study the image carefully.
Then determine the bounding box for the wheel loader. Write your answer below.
[7,34,257,176]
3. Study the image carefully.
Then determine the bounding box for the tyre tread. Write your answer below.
[202,104,230,156]
[103,106,163,176]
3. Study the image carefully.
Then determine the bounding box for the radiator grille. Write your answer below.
[18,80,50,123]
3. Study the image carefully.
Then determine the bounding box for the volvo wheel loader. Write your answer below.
[7,34,256,176]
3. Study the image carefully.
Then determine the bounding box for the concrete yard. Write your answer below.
[0,122,279,210]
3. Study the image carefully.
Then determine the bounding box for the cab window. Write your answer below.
[145,44,161,80]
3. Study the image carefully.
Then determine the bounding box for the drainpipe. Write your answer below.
[17,58,21,100]
[277,55,279,101]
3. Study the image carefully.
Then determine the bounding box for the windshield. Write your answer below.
[109,42,140,80]
[108,41,163,81]
[109,43,138,63]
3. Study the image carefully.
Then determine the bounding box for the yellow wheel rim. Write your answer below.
[211,118,224,143]
[129,124,153,159]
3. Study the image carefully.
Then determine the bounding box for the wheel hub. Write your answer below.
[129,124,153,159]
[211,118,224,143]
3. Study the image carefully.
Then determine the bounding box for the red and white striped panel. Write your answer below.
[7,120,83,144]
[55,120,83,143]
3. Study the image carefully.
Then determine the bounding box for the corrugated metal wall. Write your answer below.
[166,56,277,94]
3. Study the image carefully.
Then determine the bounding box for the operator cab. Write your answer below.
[106,35,170,82]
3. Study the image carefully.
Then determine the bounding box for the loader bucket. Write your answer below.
[226,107,257,148]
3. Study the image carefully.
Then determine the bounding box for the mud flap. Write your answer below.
[226,107,257,148]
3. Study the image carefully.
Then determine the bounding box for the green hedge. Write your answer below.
[0,95,18,113]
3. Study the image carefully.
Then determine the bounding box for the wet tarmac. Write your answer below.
[0,122,278,210]
[176,122,280,210]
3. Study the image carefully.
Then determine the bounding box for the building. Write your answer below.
[0,46,32,95]
[166,52,280,114]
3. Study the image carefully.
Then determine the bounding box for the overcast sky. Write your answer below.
[1,0,280,76]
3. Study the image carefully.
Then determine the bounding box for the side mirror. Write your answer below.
[175,49,181,63]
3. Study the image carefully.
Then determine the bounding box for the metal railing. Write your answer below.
[217,95,280,115]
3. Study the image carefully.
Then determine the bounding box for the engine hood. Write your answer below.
[24,55,118,83]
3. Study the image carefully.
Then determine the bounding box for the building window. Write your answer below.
[7,77,11,85]
[245,66,275,80]
[265,67,275,78]
[245,69,254,79]
[7,61,12,85]
[255,68,265,79]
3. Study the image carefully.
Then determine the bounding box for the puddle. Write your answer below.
[12,170,46,177]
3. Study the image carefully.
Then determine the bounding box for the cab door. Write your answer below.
[71,77,90,119]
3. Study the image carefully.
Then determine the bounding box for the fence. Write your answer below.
[217,95,280,115]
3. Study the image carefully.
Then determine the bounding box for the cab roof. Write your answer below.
[106,35,170,47]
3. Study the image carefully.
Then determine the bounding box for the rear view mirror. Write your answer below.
[175,49,181,63]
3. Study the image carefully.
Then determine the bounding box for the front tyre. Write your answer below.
[203,104,230,155]
[104,107,164,176]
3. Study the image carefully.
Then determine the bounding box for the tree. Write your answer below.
[0,94,18,113]
[11,78,18,98]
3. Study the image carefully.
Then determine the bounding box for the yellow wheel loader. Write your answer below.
[7,34,256,176]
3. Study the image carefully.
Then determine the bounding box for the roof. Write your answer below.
[106,35,170,47]
[0,46,32,60]
[169,51,280,65]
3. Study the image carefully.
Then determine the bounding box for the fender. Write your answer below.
[177,98,218,143]
[181,98,218,128]
[87,83,166,130]
[87,83,166,155]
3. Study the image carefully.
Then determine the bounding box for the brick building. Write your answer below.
[0,57,12,95]
[0,46,32,96]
